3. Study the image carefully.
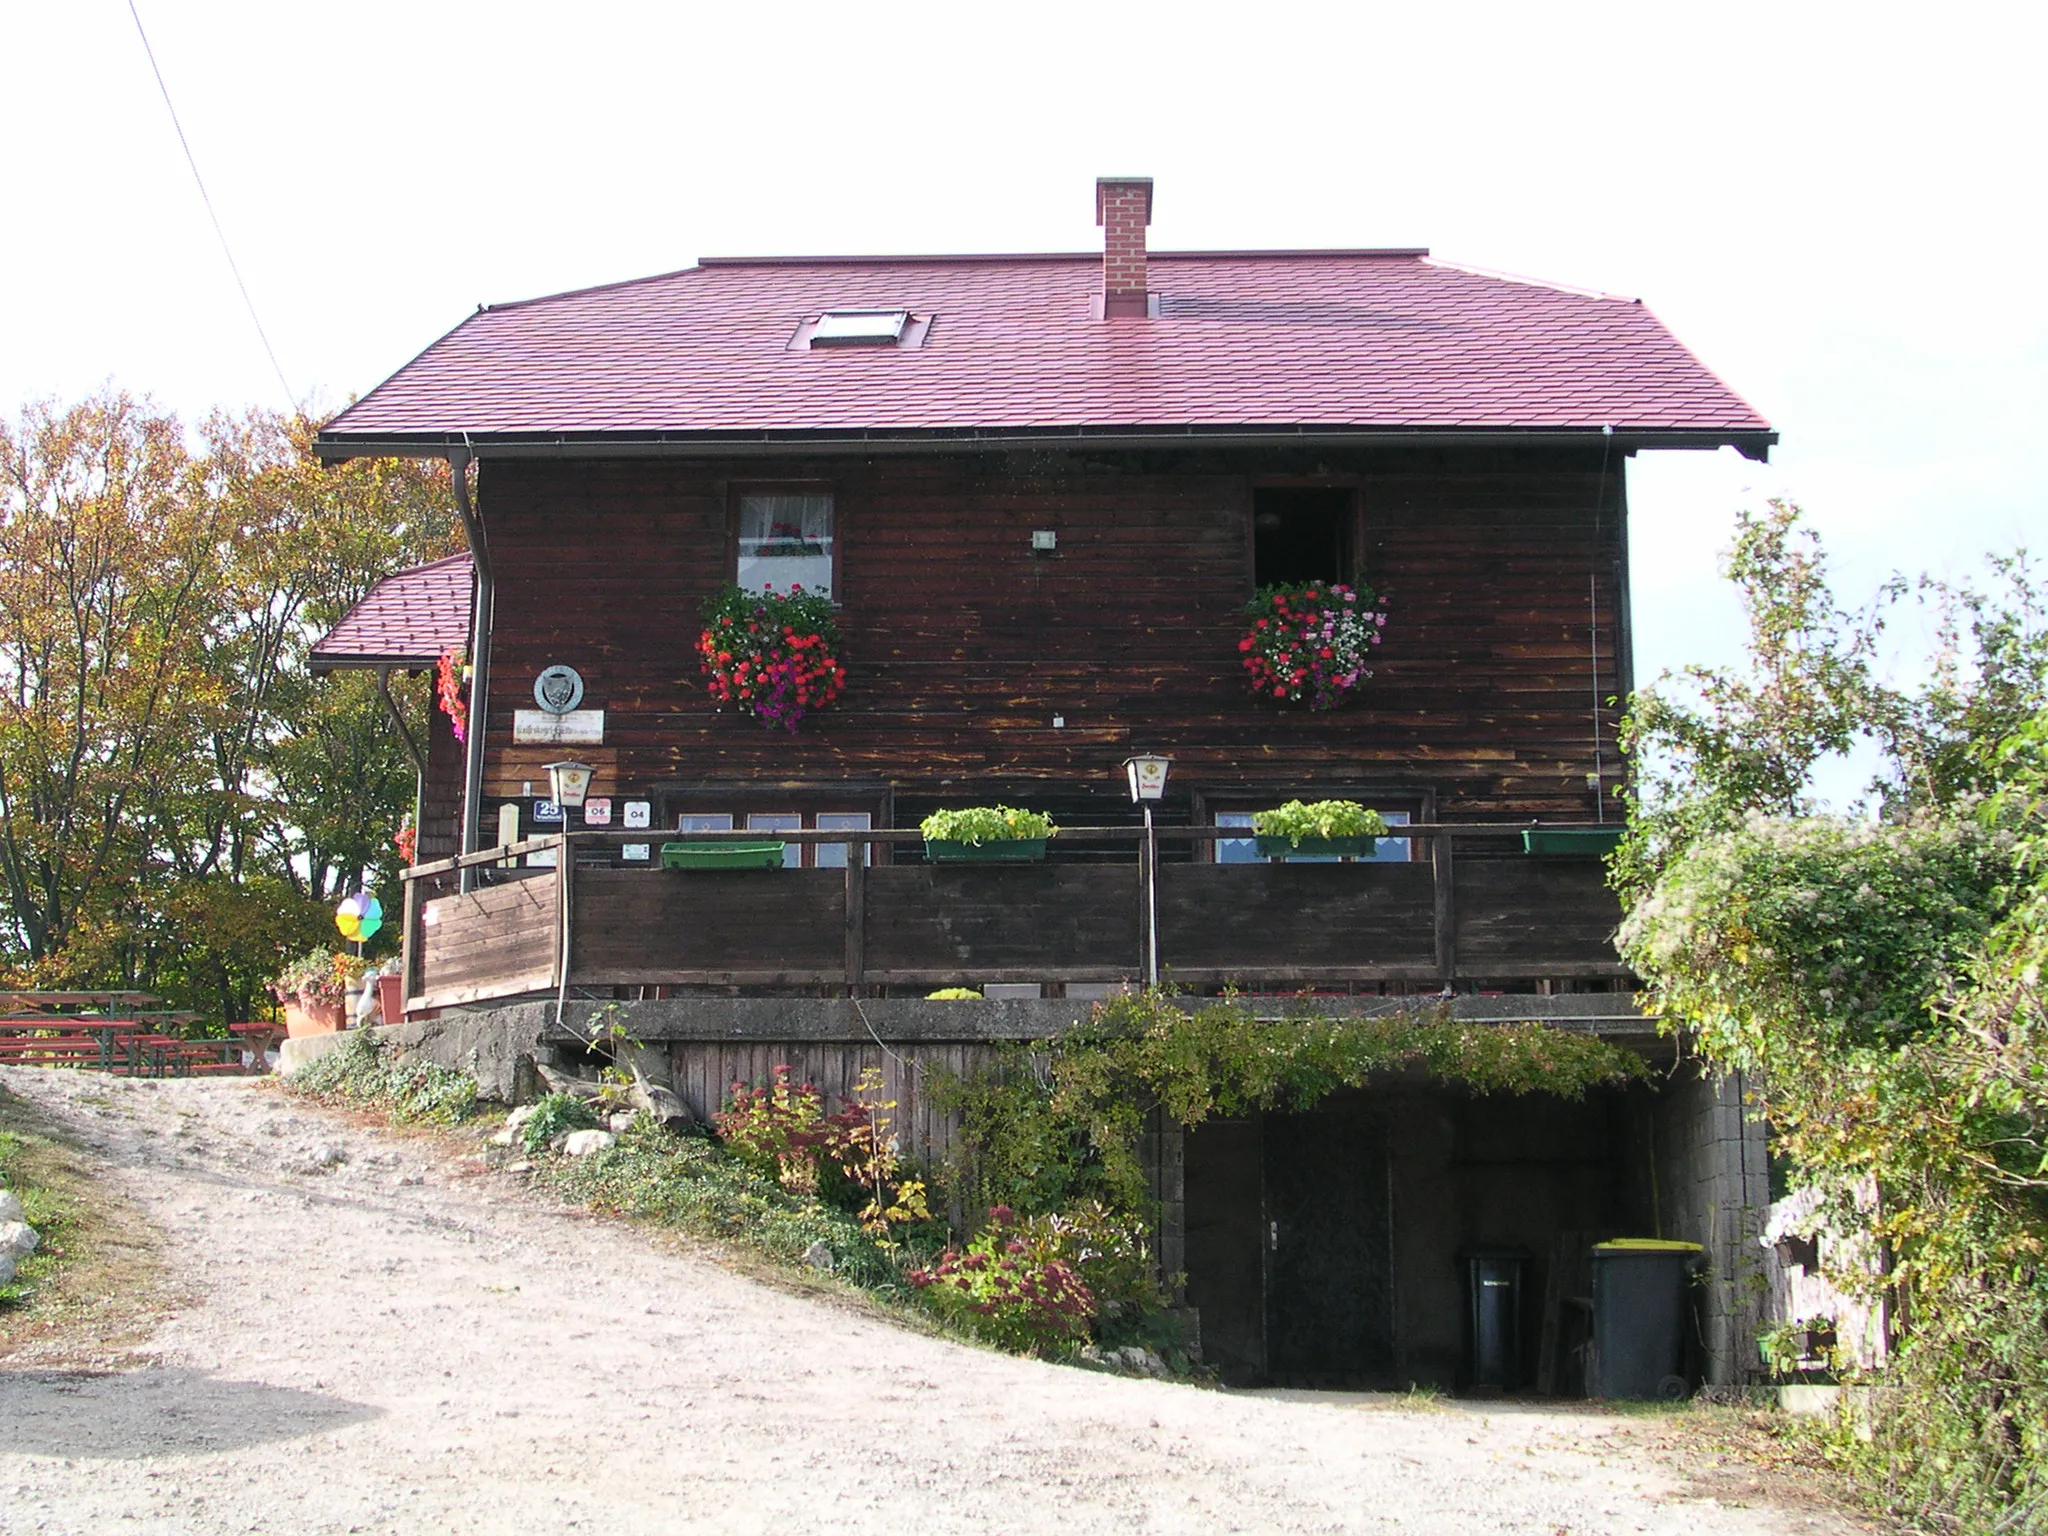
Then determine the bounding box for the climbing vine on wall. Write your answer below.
[935,991,1645,1225]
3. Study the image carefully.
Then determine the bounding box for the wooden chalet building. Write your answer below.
[313,178,1776,1392]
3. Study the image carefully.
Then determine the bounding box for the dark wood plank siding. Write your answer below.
[474,447,1625,826]
[660,1042,985,1167]
[417,695,465,867]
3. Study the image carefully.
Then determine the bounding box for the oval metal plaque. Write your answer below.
[533,665,585,715]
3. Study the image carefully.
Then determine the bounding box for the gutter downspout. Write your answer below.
[448,447,493,893]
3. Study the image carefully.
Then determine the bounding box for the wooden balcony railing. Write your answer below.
[397,826,1628,1014]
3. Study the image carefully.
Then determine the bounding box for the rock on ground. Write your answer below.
[0,1067,1861,1536]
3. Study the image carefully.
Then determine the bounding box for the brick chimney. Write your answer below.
[1095,176,1154,319]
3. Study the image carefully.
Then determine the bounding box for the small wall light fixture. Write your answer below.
[545,759,595,809]
[1123,753,1172,803]
[1032,529,1058,552]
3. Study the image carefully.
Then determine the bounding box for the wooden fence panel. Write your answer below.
[1453,857,1625,977]
[417,872,559,1008]
[1157,863,1439,982]
[569,868,845,984]
[862,865,1142,983]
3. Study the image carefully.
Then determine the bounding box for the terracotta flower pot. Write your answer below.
[282,997,346,1038]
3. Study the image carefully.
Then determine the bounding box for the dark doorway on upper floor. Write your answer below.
[1253,486,1357,589]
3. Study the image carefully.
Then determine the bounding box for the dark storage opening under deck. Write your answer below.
[1184,1082,1677,1392]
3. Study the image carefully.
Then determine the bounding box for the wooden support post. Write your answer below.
[555,840,576,997]
[1433,831,1457,985]
[400,874,423,1015]
[844,845,867,994]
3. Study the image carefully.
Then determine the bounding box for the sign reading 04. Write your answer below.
[533,665,585,715]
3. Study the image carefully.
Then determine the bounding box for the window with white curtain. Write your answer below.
[737,493,834,599]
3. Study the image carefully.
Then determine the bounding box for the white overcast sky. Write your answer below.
[3,0,2043,784]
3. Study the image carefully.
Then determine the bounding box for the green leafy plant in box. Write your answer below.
[1250,799,1387,857]
[919,806,1058,844]
[920,806,1058,861]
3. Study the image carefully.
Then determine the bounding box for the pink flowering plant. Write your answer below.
[697,584,846,732]
[1238,581,1387,710]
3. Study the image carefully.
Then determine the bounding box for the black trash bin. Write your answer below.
[1588,1239,1702,1400]
[1461,1249,1529,1392]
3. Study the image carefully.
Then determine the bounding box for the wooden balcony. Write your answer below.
[397,826,1628,1014]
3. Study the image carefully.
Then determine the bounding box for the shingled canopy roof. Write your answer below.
[315,250,1774,462]
[309,552,472,674]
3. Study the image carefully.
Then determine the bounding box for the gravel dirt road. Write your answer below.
[0,1067,1865,1536]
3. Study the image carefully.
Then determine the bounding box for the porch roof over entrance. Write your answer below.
[310,552,474,674]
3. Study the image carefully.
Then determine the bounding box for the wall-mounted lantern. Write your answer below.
[1124,753,1172,803]
[545,759,595,809]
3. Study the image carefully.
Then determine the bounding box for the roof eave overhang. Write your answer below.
[309,651,442,676]
[315,424,1777,465]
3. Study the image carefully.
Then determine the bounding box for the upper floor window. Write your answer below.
[1253,486,1355,588]
[737,492,834,599]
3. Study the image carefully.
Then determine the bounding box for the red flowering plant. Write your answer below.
[1237,582,1388,710]
[435,645,470,744]
[907,1205,1096,1355]
[697,584,846,732]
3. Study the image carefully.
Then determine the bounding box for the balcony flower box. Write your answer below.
[923,837,1049,863]
[1254,834,1377,860]
[1250,800,1387,861]
[1521,827,1623,857]
[660,840,788,870]
[918,805,1057,864]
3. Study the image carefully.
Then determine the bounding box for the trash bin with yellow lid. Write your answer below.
[1589,1239,1703,1400]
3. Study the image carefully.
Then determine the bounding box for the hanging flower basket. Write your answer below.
[698,584,846,732]
[1237,582,1387,711]
[435,645,470,744]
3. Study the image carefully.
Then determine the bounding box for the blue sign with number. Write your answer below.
[533,800,563,824]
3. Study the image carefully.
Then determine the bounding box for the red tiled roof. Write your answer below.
[317,251,1772,456]
[309,553,472,672]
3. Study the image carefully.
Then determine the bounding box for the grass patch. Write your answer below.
[0,1083,166,1363]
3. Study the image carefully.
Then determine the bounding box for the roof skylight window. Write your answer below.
[811,310,909,347]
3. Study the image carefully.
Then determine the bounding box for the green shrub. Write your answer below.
[520,1092,599,1154]
[918,806,1057,844]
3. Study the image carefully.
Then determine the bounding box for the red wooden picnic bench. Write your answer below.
[0,1017,259,1078]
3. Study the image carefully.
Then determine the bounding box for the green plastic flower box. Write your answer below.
[660,840,788,870]
[1521,827,1624,857]
[1255,834,1377,860]
[923,837,1049,863]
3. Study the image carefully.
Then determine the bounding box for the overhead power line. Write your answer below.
[123,0,299,413]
